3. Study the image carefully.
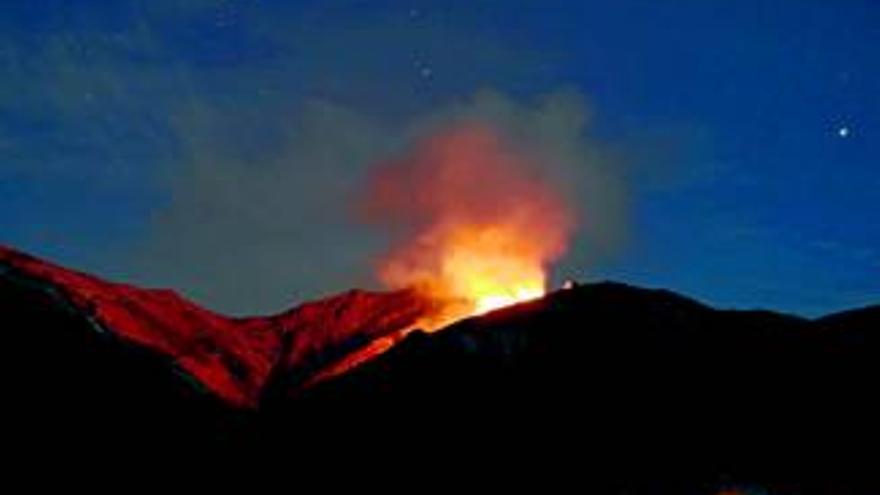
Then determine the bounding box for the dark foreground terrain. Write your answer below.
[1,246,877,493]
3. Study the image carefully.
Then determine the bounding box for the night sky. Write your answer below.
[2,1,877,316]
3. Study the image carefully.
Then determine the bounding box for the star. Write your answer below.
[838,126,851,138]
[414,59,433,79]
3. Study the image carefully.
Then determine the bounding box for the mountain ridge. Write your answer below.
[3,244,876,411]
[0,245,431,406]
[2,244,878,492]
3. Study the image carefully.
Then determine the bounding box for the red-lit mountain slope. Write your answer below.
[0,246,430,407]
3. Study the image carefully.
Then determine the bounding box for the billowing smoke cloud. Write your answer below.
[130,90,628,314]
[359,122,574,320]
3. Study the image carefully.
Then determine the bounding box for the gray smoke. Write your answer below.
[129,89,629,314]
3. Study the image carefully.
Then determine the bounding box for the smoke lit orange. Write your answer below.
[361,124,574,329]
[423,223,547,315]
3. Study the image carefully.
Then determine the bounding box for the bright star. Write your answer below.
[838,126,850,138]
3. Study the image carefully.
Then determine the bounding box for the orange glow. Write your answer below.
[362,124,574,330]
[381,222,554,330]
[435,224,547,315]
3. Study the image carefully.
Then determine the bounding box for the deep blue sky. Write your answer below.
[1,1,878,316]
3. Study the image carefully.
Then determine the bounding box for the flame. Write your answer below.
[432,224,547,315]
[361,124,575,329]
[380,221,554,329]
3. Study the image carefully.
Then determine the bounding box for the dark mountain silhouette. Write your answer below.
[1,245,877,492]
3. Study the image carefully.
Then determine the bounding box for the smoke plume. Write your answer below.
[359,123,575,321]
[131,90,627,314]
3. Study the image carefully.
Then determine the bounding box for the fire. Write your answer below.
[432,224,547,315]
[360,124,575,329]
[474,288,544,315]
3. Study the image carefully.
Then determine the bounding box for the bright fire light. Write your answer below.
[474,287,544,315]
[436,224,548,315]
